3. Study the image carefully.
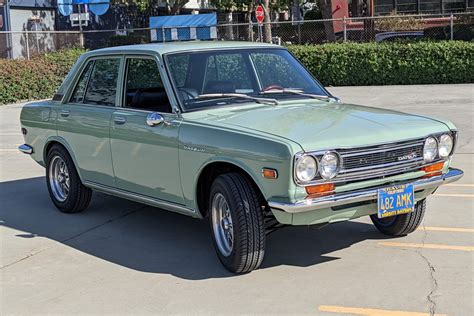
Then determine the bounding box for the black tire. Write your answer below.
[208,173,266,274]
[370,199,426,236]
[46,145,92,213]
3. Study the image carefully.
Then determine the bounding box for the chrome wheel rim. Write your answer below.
[211,193,234,257]
[49,156,70,202]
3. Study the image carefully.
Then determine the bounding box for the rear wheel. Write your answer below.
[46,145,92,213]
[370,199,426,236]
[209,173,266,274]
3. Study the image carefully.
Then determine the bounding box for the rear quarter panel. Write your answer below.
[20,100,59,167]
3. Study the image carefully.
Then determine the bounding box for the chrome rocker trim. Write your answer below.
[83,181,200,218]
[269,168,463,214]
[18,144,33,154]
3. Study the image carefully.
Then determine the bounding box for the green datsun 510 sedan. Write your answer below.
[19,41,463,273]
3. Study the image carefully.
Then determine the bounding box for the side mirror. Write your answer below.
[146,112,165,127]
[330,96,342,103]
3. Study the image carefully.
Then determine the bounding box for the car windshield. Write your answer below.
[166,48,328,112]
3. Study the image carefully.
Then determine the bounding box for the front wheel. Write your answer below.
[370,199,426,236]
[209,173,266,274]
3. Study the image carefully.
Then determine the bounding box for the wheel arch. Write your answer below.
[43,136,84,181]
[195,160,266,218]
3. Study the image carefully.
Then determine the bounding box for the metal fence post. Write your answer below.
[25,31,30,60]
[450,14,454,40]
[248,21,253,42]
[79,30,84,48]
[298,22,301,45]
[343,16,347,42]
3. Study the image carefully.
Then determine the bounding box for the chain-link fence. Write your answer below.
[1,12,472,59]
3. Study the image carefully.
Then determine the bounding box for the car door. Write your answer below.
[57,56,122,187]
[109,56,184,205]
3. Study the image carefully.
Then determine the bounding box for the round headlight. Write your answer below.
[295,155,317,183]
[423,137,438,162]
[319,152,340,180]
[438,134,453,158]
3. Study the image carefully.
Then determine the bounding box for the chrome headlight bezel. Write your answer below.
[423,137,438,162]
[294,154,318,183]
[438,133,454,159]
[319,151,342,180]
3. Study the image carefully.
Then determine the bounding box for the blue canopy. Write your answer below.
[150,13,217,42]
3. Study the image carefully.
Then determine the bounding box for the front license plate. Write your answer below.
[377,184,414,219]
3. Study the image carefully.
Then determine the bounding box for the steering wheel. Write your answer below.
[179,87,198,100]
[262,84,284,92]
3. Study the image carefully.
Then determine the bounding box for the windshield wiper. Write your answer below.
[259,89,331,101]
[195,93,279,106]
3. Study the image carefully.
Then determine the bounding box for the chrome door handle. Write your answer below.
[114,116,127,125]
[60,110,70,117]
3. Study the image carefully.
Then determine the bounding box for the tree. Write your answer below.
[316,0,335,42]
[112,0,190,15]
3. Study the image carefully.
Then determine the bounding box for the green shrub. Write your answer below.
[1,42,473,104]
[288,41,474,86]
[0,48,85,104]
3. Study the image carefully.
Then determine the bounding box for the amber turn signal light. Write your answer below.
[422,161,445,173]
[305,183,335,196]
[262,168,278,179]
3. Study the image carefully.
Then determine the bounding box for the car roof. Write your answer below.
[87,41,280,56]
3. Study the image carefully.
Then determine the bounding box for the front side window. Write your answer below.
[83,58,120,106]
[124,58,172,113]
[166,48,327,112]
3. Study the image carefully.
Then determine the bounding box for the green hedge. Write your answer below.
[0,48,85,104]
[288,41,474,86]
[1,42,473,104]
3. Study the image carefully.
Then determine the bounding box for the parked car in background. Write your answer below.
[375,31,425,42]
[19,41,463,273]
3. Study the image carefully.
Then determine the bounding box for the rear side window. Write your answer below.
[69,61,93,104]
[83,59,121,106]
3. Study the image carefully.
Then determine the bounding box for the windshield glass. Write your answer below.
[166,48,328,112]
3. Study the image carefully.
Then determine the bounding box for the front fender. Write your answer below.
[178,121,300,211]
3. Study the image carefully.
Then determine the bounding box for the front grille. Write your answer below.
[341,142,424,171]
[304,138,431,185]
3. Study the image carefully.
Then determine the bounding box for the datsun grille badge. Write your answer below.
[397,152,418,161]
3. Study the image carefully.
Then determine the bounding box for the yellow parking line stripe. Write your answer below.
[420,226,474,233]
[378,242,474,252]
[0,148,19,152]
[433,193,474,198]
[318,305,446,315]
[446,184,474,187]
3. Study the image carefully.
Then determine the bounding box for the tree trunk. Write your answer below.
[170,0,189,15]
[225,11,234,40]
[263,0,272,43]
[245,7,253,41]
[317,0,336,42]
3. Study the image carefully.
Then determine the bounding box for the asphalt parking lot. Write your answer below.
[1,84,473,315]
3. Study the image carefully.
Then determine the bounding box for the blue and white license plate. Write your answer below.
[377,184,415,219]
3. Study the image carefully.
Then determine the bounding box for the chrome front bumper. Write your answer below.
[18,144,33,154]
[268,168,464,214]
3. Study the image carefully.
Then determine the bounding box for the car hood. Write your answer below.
[184,100,451,151]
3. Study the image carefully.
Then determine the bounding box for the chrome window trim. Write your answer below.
[293,132,456,187]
